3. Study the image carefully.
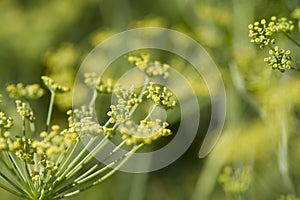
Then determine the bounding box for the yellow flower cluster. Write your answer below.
[41,76,70,93]
[75,117,112,136]
[249,16,294,49]
[143,82,176,110]
[15,100,35,122]
[0,111,14,132]
[264,46,292,72]
[119,119,172,145]
[128,54,170,78]
[31,125,78,157]
[218,165,252,196]
[107,86,142,125]
[6,83,44,99]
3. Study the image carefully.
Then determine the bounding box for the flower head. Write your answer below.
[75,117,112,136]
[143,82,176,110]
[6,83,44,99]
[264,46,292,72]
[248,19,276,48]
[15,100,35,122]
[269,16,294,33]
[248,16,294,48]
[119,119,172,145]
[107,85,142,125]
[0,111,13,131]
[218,165,253,196]
[41,76,70,93]
[128,54,170,78]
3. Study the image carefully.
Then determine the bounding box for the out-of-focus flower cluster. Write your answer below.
[6,83,44,99]
[84,72,114,94]
[218,165,253,196]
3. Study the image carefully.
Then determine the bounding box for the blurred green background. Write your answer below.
[1,0,300,199]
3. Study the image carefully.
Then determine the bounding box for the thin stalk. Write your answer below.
[29,122,36,136]
[88,90,98,108]
[44,140,80,191]
[73,139,127,184]
[74,164,99,183]
[54,137,97,181]
[50,136,109,192]
[281,31,300,48]
[277,111,295,194]
[64,137,110,178]
[50,138,81,181]
[22,116,26,136]
[0,172,25,194]
[144,104,157,121]
[0,182,28,199]
[57,161,115,194]
[46,91,55,132]
[56,143,144,199]
[24,162,35,195]
[129,76,149,116]
[0,155,21,182]
[290,66,300,71]
[7,153,34,198]
[292,58,300,66]
[50,139,128,195]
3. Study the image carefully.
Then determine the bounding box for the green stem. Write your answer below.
[0,154,21,181]
[0,182,28,199]
[52,135,127,196]
[22,116,26,137]
[24,162,35,196]
[88,90,98,108]
[0,171,25,194]
[56,143,144,199]
[129,76,149,116]
[29,122,36,136]
[7,153,34,198]
[49,136,108,192]
[65,137,110,178]
[144,104,157,121]
[73,139,127,184]
[292,58,300,65]
[56,161,116,194]
[281,31,300,48]
[277,111,295,194]
[46,91,55,132]
[50,138,81,181]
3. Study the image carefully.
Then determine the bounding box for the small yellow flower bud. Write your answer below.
[40,131,48,138]
[3,131,11,138]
